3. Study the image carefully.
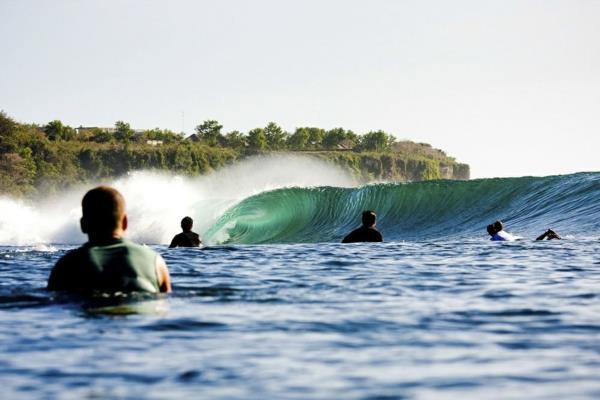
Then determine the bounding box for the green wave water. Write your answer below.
[205,172,600,244]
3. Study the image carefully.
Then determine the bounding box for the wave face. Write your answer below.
[205,172,600,244]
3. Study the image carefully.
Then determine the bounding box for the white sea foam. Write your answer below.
[0,155,355,245]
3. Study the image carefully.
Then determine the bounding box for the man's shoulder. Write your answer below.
[352,226,369,235]
[172,232,188,242]
[55,245,88,267]
[363,227,382,241]
[342,227,363,242]
[343,226,381,243]
[121,240,159,256]
[370,228,383,240]
[48,245,90,290]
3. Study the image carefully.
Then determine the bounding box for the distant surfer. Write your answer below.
[487,220,516,241]
[487,220,561,241]
[342,210,383,243]
[48,186,172,294]
[169,216,202,248]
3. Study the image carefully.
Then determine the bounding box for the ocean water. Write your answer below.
[0,162,599,399]
[1,240,599,399]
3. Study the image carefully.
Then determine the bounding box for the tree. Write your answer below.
[195,120,224,147]
[224,130,246,150]
[421,160,441,180]
[142,128,162,142]
[0,153,30,195]
[287,127,310,150]
[264,122,288,150]
[0,111,17,152]
[63,126,76,141]
[387,133,397,148]
[0,111,15,137]
[114,121,134,142]
[360,130,394,152]
[74,127,93,142]
[306,127,325,149]
[0,147,37,195]
[43,120,74,141]
[345,130,359,148]
[142,128,182,144]
[44,120,63,141]
[322,127,347,149]
[247,128,267,151]
[90,128,113,143]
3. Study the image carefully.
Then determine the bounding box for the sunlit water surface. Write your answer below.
[1,240,599,399]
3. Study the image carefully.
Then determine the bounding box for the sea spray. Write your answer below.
[0,155,356,245]
[0,190,84,246]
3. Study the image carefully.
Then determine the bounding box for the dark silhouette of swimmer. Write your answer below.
[48,186,171,293]
[536,229,561,240]
[342,210,383,243]
[169,216,202,248]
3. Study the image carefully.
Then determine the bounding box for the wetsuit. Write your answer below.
[490,230,516,242]
[342,226,383,243]
[48,239,161,293]
[169,231,201,248]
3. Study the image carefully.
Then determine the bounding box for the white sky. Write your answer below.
[1,0,599,178]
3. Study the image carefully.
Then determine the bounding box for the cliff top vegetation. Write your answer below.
[0,111,467,197]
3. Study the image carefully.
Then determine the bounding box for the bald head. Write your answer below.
[80,186,127,240]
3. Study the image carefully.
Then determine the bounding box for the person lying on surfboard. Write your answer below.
[487,220,516,241]
[487,220,561,241]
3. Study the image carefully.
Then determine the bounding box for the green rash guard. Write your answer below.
[48,239,161,294]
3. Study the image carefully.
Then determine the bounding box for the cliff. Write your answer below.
[0,112,470,197]
[310,152,469,183]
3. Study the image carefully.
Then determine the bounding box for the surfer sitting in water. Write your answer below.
[169,216,202,248]
[342,210,383,243]
[487,220,516,241]
[47,186,172,294]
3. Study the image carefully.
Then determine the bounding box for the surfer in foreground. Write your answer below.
[342,210,383,243]
[487,220,561,241]
[47,186,172,294]
[169,216,202,248]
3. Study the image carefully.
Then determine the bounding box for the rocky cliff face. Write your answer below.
[440,162,470,180]
[312,152,470,182]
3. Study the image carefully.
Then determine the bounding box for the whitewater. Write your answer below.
[0,155,356,246]
[1,156,599,399]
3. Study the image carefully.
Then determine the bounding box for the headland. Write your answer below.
[0,112,469,197]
